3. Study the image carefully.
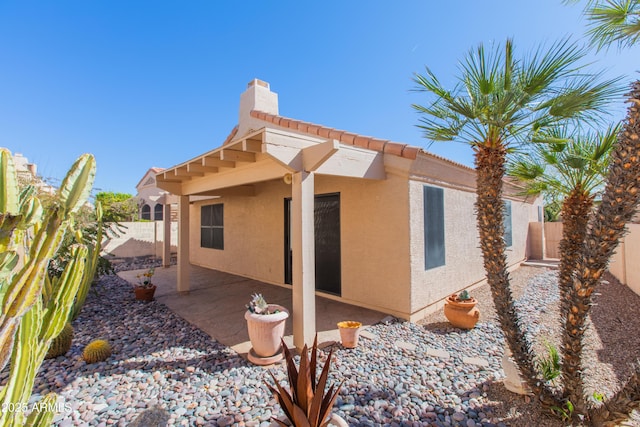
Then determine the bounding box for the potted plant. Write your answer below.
[266,336,347,427]
[134,268,156,301]
[245,293,289,365]
[336,321,362,348]
[443,289,480,329]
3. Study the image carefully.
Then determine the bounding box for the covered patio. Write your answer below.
[118,264,386,355]
[155,80,392,350]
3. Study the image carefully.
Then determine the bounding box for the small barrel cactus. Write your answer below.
[82,339,112,363]
[45,323,74,359]
[458,290,471,301]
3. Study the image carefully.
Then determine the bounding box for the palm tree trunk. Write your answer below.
[567,81,640,422]
[475,143,555,404]
[557,187,594,410]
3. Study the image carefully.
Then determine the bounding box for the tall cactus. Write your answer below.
[69,202,104,322]
[0,148,96,427]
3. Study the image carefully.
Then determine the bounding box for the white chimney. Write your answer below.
[237,79,278,137]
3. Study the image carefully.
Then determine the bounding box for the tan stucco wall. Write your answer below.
[189,180,289,285]
[610,223,640,296]
[102,221,178,258]
[408,170,541,320]
[185,150,542,321]
[188,172,414,318]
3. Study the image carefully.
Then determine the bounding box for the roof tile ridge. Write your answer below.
[250,109,422,160]
[222,125,240,146]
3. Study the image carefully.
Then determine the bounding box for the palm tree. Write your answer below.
[508,125,619,411]
[551,1,640,422]
[566,1,640,422]
[567,0,640,49]
[413,39,621,406]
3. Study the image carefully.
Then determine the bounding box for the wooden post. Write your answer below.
[291,171,316,349]
[177,195,190,293]
[162,203,172,268]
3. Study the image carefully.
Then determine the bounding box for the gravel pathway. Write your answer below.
[3,260,636,426]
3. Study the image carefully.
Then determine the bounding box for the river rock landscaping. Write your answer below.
[5,260,631,426]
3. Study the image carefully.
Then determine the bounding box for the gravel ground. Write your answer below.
[3,260,639,426]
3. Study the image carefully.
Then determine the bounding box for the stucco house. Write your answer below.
[136,167,177,221]
[156,79,542,348]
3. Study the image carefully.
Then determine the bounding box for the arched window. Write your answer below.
[141,204,151,220]
[154,204,164,221]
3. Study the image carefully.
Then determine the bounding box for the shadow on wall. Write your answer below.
[102,237,178,258]
[102,221,178,258]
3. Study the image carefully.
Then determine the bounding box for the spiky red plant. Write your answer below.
[265,336,344,427]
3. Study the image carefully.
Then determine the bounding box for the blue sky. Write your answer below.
[1,1,638,194]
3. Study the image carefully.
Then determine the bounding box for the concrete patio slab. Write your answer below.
[118,265,386,355]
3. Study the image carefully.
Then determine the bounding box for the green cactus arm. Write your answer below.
[20,195,43,231]
[0,214,22,254]
[1,215,66,318]
[0,251,19,281]
[0,209,68,371]
[24,393,57,427]
[0,300,46,427]
[70,202,103,321]
[58,153,96,215]
[0,319,17,373]
[40,245,87,341]
[0,148,19,215]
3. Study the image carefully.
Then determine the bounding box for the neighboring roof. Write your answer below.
[136,167,165,189]
[250,110,420,160]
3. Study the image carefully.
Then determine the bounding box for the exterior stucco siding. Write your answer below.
[408,179,541,318]
[189,181,289,285]
[187,172,413,317]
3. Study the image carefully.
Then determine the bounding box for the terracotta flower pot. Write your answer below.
[245,304,289,363]
[443,294,480,329]
[134,285,156,301]
[337,321,362,348]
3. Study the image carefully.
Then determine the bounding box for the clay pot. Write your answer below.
[245,304,289,364]
[134,285,156,301]
[443,294,480,329]
[337,321,362,348]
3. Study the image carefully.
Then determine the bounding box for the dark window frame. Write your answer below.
[141,204,151,220]
[154,204,164,221]
[424,185,445,270]
[201,204,224,250]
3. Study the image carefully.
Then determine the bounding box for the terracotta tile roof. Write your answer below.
[250,110,421,160]
[222,125,239,146]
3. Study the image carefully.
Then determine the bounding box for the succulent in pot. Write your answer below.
[244,293,289,365]
[443,289,480,329]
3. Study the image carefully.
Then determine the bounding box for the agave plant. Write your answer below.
[265,336,344,427]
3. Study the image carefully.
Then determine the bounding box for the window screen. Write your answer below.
[201,204,224,249]
[141,204,151,220]
[424,186,445,269]
[154,204,163,221]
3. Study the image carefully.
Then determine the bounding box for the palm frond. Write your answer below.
[519,38,585,96]
[586,0,640,50]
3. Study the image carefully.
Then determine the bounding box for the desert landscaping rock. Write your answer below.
[1,260,568,426]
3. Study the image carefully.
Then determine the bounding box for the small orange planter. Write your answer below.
[443,294,480,329]
[337,321,362,348]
